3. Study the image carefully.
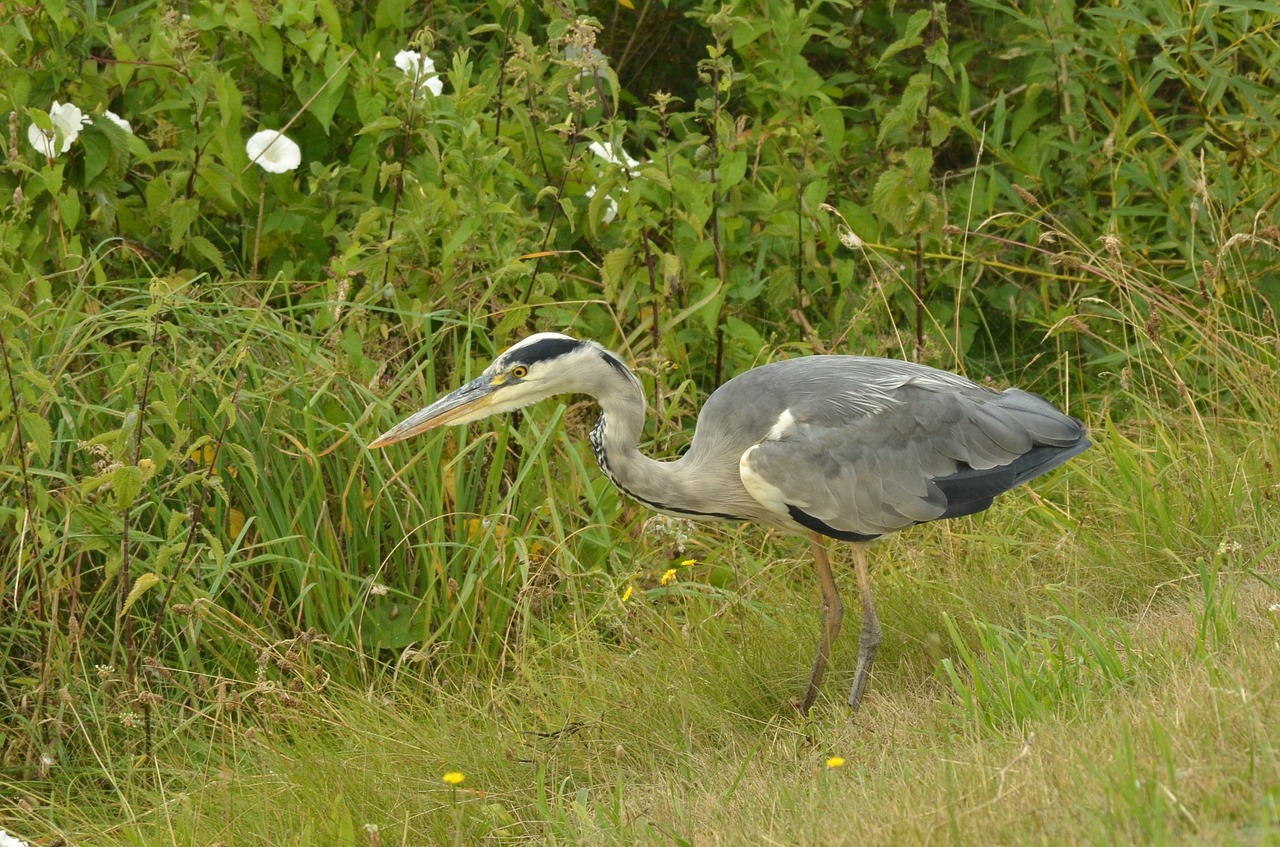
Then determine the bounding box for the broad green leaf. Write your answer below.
[602,248,633,297]
[814,106,845,159]
[358,116,403,136]
[253,27,284,79]
[803,178,830,217]
[149,400,180,433]
[121,572,162,616]
[206,530,225,565]
[296,62,349,132]
[81,128,112,185]
[723,316,764,351]
[375,0,406,29]
[877,73,934,148]
[58,188,80,231]
[116,408,139,458]
[112,464,144,509]
[225,443,259,485]
[230,0,262,37]
[168,197,199,252]
[718,149,748,191]
[37,160,62,196]
[154,542,185,574]
[877,8,931,67]
[188,236,229,277]
[360,593,430,650]
[924,38,953,81]
[659,252,682,300]
[904,146,934,186]
[316,0,343,39]
[142,436,169,476]
[637,163,671,190]
[214,394,237,427]
[731,18,770,50]
[928,108,953,147]
[441,217,478,260]
[20,411,52,459]
[871,166,917,234]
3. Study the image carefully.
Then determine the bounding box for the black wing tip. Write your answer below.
[786,504,881,542]
[933,430,1090,519]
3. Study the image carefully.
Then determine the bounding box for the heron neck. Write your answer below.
[588,371,738,521]
[588,373,653,495]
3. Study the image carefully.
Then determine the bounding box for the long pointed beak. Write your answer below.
[368,375,498,449]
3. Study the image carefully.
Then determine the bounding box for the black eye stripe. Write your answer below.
[505,337,580,366]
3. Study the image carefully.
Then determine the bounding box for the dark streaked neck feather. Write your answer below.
[585,351,747,522]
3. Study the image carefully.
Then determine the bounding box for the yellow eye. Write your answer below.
[511,365,528,379]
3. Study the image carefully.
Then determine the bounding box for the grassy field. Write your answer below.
[42,571,1280,845]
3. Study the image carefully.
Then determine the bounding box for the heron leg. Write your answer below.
[799,535,844,716]
[847,542,882,711]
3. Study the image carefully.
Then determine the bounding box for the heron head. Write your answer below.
[368,332,599,449]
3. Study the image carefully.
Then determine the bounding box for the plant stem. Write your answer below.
[0,325,39,617]
[493,3,517,140]
[640,227,662,434]
[118,309,162,688]
[524,97,584,303]
[252,179,265,277]
[145,364,247,657]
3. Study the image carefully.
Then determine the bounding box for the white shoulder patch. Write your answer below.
[766,408,797,441]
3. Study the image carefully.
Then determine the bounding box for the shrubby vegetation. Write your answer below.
[2,0,1278,842]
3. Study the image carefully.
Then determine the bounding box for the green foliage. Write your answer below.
[2,0,1279,842]
[940,611,1142,730]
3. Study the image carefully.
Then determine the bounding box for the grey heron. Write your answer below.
[370,332,1090,715]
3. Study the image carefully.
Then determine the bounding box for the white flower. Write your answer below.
[0,830,31,847]
[588,141,640,175]
[585,185,619,224]
[245,130,301,174]
[27,100,92,156]
[394,50,444,96]
[101,110,133,134]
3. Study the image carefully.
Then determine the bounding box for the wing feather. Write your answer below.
[738,376,1087,538]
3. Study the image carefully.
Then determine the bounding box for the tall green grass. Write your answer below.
[3,227,1278,844]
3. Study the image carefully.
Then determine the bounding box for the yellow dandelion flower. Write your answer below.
[621,585,634,603]
[442,771,465,785]
[660,568,677,586]
[826,757,845,769]
[680,558,698,567]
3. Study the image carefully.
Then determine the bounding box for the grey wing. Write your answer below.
[738,379,1089,539]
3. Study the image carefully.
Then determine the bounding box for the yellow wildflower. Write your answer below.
[660,569,677,586]
[621,585,634,603]
[442,771,465,785]
[826,757,845,769]
[680,558,698,567]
